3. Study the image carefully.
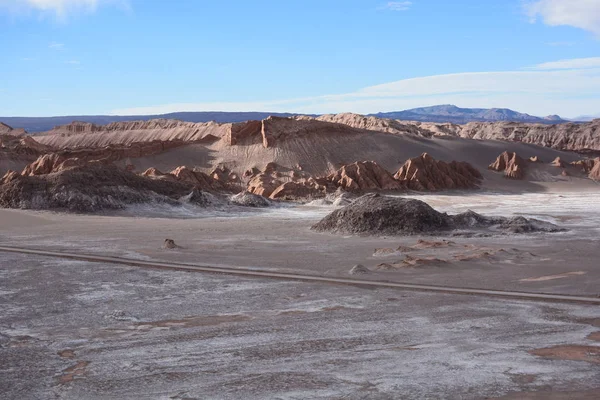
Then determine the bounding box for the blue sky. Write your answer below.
[1,0,599,117]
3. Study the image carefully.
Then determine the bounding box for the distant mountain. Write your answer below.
[370,105,567,124]
[571,113,600,122]
[0,112,308,133]
[0,105,572,133]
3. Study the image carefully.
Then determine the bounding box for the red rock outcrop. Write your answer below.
[394,153,483,191]
[142,167,174,179]
[570,159,597,173]
[589,158,600,181]
[21,154,88,176]
[0,170,19,184]
[488,151,527,179]
[443,119,600,153]
[0,123,27,137]
[269,181,324,200]
[551,157,565,168]
[260,116,365,148]
[244,162,328,199]
[170,166,222,190]
[227,120,262,146]
[0,134,53,157]
[328,161,403,192]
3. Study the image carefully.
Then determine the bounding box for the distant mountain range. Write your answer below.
[0,112,304,134]
[370,105,567,124]
[572,113,600,122]
[1,105,591,133]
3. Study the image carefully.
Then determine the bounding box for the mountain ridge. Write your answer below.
[0,105,580,133]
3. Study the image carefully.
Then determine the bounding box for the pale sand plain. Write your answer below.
[1,187,600,399]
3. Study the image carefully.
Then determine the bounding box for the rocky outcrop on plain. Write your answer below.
[163,239,182,249]
[312,194,451,235]
[230,191,271,207]
[244,162,328,200]
[394,153,482,190]
[488,151,527,179]
[0,164,191,212]
[327,161,403,192]
[570,158,600,181]
[170,166,223,190]
[312,194,564,236]
[550,157,565,168]
[180,188,222,207]
[590,158,600,181]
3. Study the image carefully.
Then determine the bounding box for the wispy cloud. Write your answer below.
[380,1,412,12]
[525,0,600,37]
[529,57,600,70]
[22,57,35,61]
[65,59,80,64]
[111,57,600,119]
[49,41,64,49]
[0,0,130,20]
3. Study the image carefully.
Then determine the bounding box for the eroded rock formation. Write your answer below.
[328,161,403,192]
[394,153,482,190]
[488,151,527,179]
[0,164,191,212]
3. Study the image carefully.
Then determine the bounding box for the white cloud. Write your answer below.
[110,57,600,119]
[65,59,80,64]
[525,0,600,37]
[381,1,412,11]
[0,0,128,19]
[530,57,600,70]
[48,41,64,49]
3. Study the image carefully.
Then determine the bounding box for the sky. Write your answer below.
[1,0,599,118]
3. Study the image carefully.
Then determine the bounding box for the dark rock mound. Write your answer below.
[311,194,451,235]
[312,194,565,236]
[180,189,222,207]
[0,164,191,212]
[230,191,270,207]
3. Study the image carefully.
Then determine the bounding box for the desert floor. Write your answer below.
[1,189,600,399]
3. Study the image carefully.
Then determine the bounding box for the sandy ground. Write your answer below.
[1,189,600,398]
[1,252,599,399]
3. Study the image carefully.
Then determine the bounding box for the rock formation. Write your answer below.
[312,194,564,236]
[570,158,600,180]
[244,162,328,200]
[230,191,270,207]
[590,158,600,181]
[163,239,182,249]
[349,264,370,275]
[0,123,27,137]
[170,166,226,191]
[269,181,324,200]
[0,164,191,212]
[488,151,527,179]
[327,161,403,192]
[180,189,222,207]
[551,157,565,168]
[312,194,452,235]
[394,153,482,191]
